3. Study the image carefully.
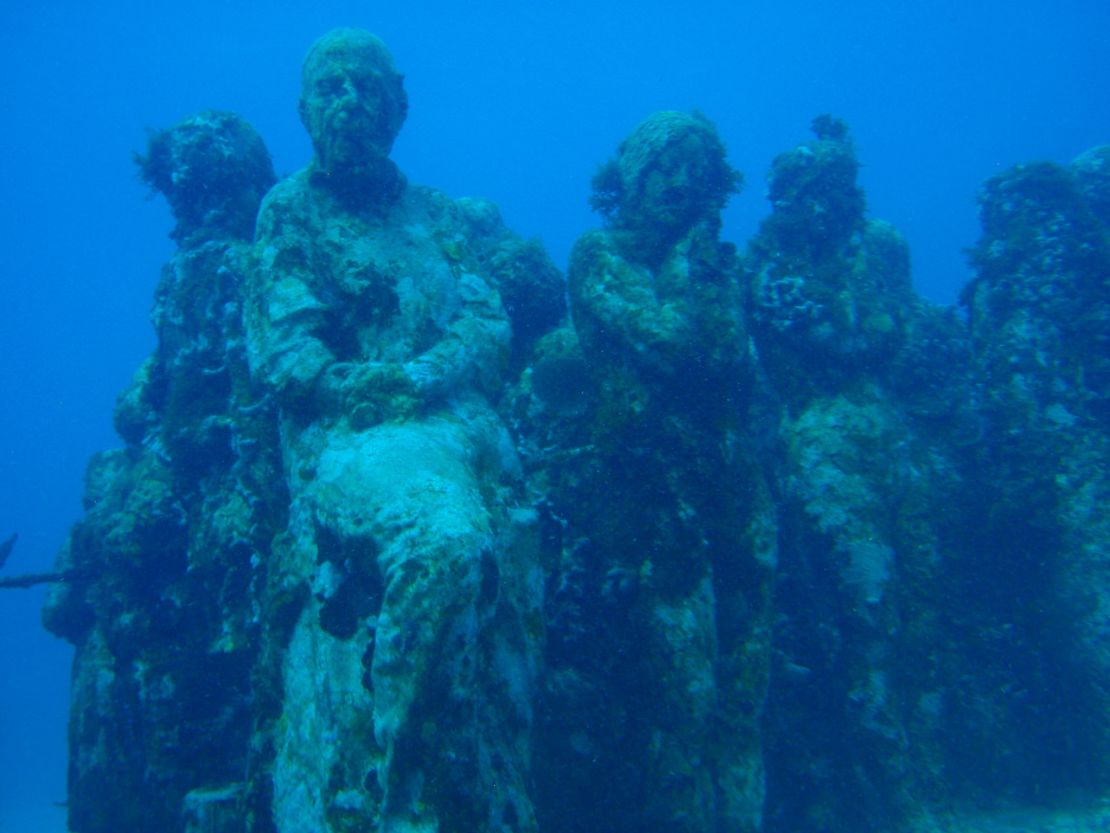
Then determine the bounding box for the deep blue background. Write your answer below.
[2,2,1108,828]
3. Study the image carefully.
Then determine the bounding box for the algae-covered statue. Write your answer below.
[35,30,1110,833]
[244,29,542,833]
[43,111,285,832]
[956,149,1110,798]
[548,111,778,833]
[744,118,971,832]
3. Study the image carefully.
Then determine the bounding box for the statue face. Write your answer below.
[299,30,408,176]
[631,141,711,234]
[612,111,737,241]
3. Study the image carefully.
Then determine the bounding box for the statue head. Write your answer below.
[136,110,275,243]
[765,115,864,256]
[299,29,408,187]
[591,111,740,248]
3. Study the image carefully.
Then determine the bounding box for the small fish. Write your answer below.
[0,532,17,571]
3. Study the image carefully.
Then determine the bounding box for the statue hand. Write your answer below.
[319,362,420,428]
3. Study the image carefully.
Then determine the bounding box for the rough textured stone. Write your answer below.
[520,110,776,833]
[953,154,1110,799]
[40,34,1110,833]
[746,117,965,833]
[45,112,284,833]
[240,29,545,833]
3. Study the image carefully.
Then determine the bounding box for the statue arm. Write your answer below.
[569,231,690,371]
[314,270,509,426]
[404,270,511,401]
[247,193,337,405]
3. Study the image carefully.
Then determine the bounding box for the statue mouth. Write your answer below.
[320,107,392,161]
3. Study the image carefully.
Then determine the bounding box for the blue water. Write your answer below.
[1,2,1108,829]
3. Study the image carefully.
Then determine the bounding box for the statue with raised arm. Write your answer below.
[545,111,777,833]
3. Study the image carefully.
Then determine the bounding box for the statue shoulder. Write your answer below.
[255,170,316,241]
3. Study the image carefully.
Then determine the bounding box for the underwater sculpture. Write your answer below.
[37,25,1110,833]
[43,109,284,832]
[243,29,545,833]
[525,111,778,833]
[745,117,973,832]
[953,148,1110,798]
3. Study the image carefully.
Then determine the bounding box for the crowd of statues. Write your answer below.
[42,28,1110,833]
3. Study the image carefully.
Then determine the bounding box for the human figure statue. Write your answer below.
[956,147,1110,797]
[43,110,284,832]
[552,110,778,833]
[746,117,968,831]
[244,29,542,833]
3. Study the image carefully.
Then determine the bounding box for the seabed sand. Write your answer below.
[9,792,1110,832]
[917,801,1110,833]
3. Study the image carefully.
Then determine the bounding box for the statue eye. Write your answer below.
[317,76,345,95]
[351,72,381,96]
